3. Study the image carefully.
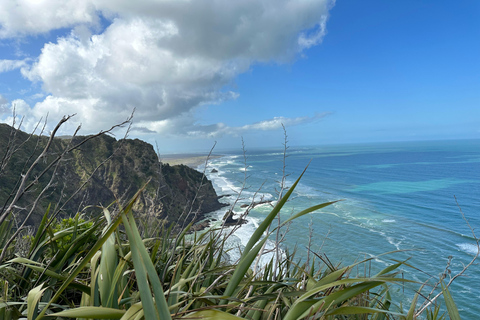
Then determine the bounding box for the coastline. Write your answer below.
[160,153,252,231]
[160,153,230,231]
[160,154,223,169]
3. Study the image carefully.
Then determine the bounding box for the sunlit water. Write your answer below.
[199,139,480,318]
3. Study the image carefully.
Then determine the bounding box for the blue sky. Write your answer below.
[0,1,478,153]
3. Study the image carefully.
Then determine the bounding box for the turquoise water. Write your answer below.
[201,139,480,318]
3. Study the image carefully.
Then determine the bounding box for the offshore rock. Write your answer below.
[222,210,247,226]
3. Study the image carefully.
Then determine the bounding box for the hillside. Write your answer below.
[0,123,225,227]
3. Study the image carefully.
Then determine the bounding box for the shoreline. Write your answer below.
[160,153,230,230]
[160,153,250,231]
[160,154,224,169]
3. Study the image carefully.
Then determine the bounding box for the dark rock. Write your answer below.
[222,210,247,226]
[211,168,218,173]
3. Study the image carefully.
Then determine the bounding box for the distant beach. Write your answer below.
[160,153,223,168]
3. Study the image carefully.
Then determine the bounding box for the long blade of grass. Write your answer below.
[242,166,308,255]
[27,283,46,320]
[182,309,245,319]
[90,250,102,306]
[121,302,144,320]
[325,306,403,317]
[406,289,419,320]
[126,210,171,319]
[220,236,270,306]
[284,276,409,320]
[280,200,339,227]
[122,209,172,320]
[47,306,125,319]
[222,167,310,304]
[27,204,50,256]
[99,208,119,308]
[441,281,460,320]
[8,258,90,294]
[121,212,160,319]
[291,281,384,320]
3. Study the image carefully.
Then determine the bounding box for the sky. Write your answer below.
[0,0,479,153]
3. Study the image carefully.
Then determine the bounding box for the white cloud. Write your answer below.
[0,59,27,73]
[0,99,45,133]
[2,0,335,138]
[10,99,31,115]
[0,0,98,38]
[0,97,30,116]
[237,113,330,132]
[133,112,331,139]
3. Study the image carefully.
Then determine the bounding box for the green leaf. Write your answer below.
[325,306,403,317]
[47,306,125,319]
[122,209,172,320]
[223,236,270,300]
[182,309,245,319]
[27,204,51,256]
[90,250,103,306]
[243,167,308,256]
[442,281,461,320]
[406,289,419,320]
[284,277,399,320]
[222,167,310,305]
[121,302,144,320]
[280,200,339,227]
[27,283,47,320]
[99,208,119,308]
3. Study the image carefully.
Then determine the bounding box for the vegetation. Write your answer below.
[0,116,477,319]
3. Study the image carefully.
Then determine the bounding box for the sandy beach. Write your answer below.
[160,154,223,168]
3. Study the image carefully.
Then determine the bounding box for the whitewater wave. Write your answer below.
[201,157,284,268]
[456,243,480,255]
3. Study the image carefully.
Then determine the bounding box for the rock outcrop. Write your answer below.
[0,123,225,227]
[222,210,247,226]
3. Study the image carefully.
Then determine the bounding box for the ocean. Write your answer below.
[198,139,480,318]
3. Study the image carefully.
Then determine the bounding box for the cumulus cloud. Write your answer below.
[2,0,335,138]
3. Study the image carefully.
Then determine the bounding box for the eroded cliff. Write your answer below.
[0,123,224,227]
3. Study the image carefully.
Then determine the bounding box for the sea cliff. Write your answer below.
[0,123,225,227]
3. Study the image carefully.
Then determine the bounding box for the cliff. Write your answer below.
[0,123,225,227]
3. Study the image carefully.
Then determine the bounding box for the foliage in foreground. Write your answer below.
[0,170,469,320]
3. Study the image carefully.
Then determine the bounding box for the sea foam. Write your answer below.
[456,243,480,255]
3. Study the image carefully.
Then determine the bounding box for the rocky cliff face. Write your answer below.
[0,123,224,227]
